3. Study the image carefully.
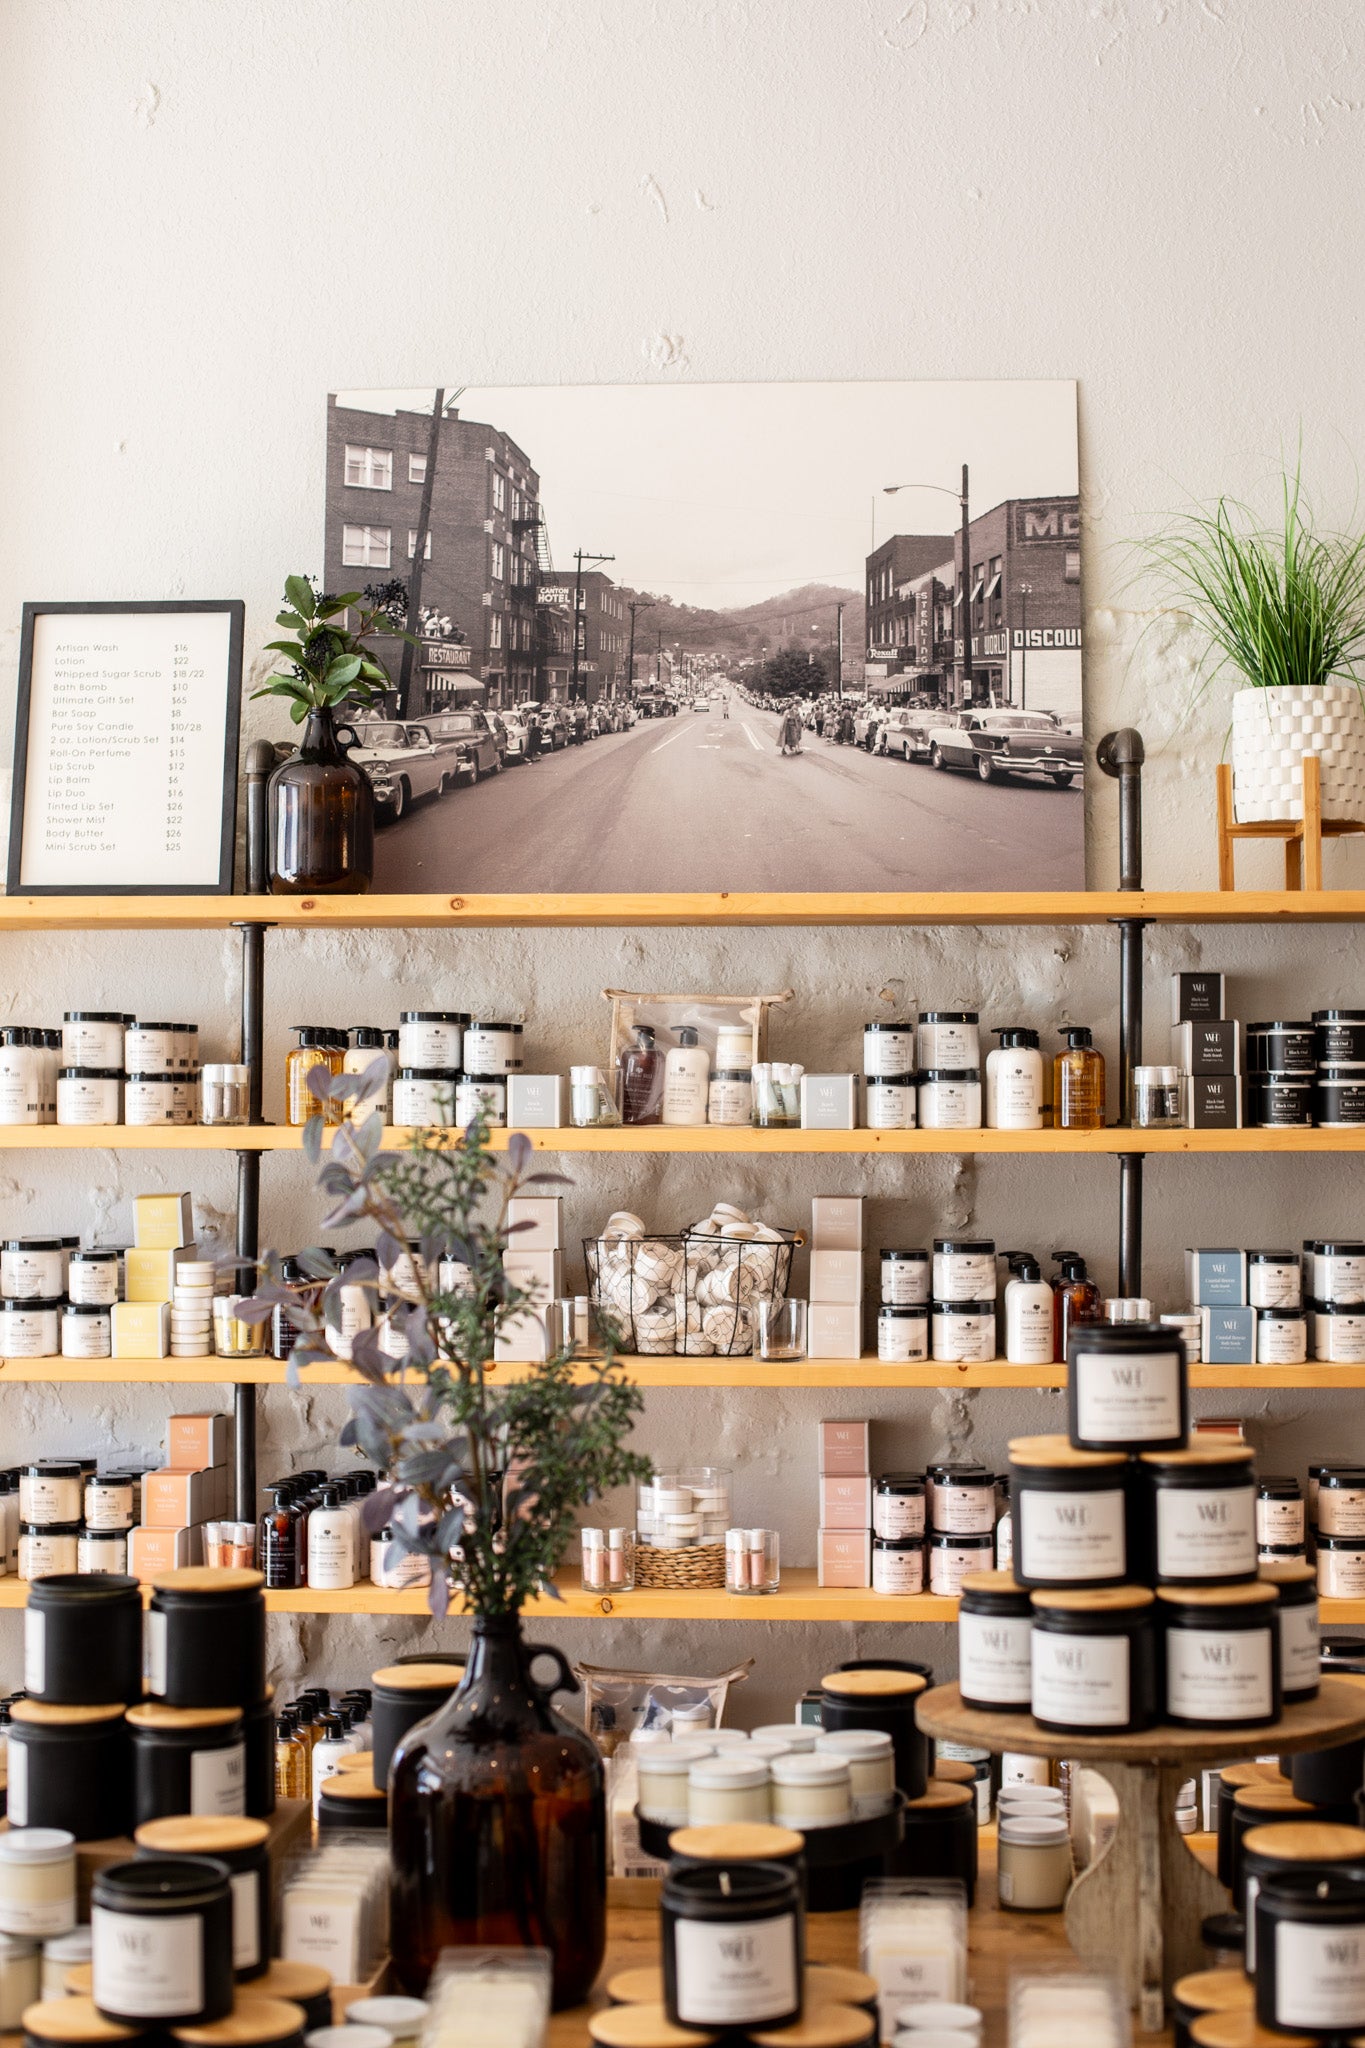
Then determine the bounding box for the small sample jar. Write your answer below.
[1253,1867,1365,2037]
[881,1250,930,1307]
[580,1526,635,1594]
[686,1755,771,1828]
[20,1464,83,1528]
[1158,1582,1281,1729]
[454,1075,506,1126]
[125,1023,177,1071]
[1249,1072,1315,1128]
[1,1240,64,1300]
[864,1022,915,1076]
[398,1013,465,1069]
[1248,1249,1302,1308]
[707,1071,753,1125]
[1314,1007,1365,1067]
[932,1239,996,1301]
[67,1249,119,1306]
[1248,1019,1316,1074]
[7,1703,131,1838]
[813,1730,895,1821]
[78,1532,128,1576]
[145,1567,267,1707]
[1142,1443,1258,1585]
[126,1705,245,1827]
[1256,1307,1307,1365]
[636,1743,715,1829]
[1259,1561,1319,1705]
[56,1069,121,1125]
[1314,1304,1365,1362]
[200,1065,250,1126]
[771,1754,852,1830]
[725,1527,779,1595]
[877,1305,928,1362]
[38,1929,91,2003]
[661,1861,802,2033]
[917,1012,979,1069]
[392,1070,459,1127]
[1317,1467,1365,1536]
[1067,1321,1188,1452]
[918,1069,982,1129]
[346,1999,429,2047]
[1132,1065,1181,1128]
[931,1467,996,1535]
[929,1531,994,1597]
[864,1074,916,1129]
[1030,1586,1159,1734]
[133,1815,270,1980]
[958,1570,1032,1712]
[92,1856,233,2025]
[19,1527,80,1582]
[61,1303,111,1359]
[874,1475,925,1541]
[1317,1066,1365,1127]
[0,1301,60,1358]
[462,1021,522,1072]
[0,1831,76,1938]
[125,1074,194,1127]
[931,1301,996,1364]
[1318,1533,1365,1597]
[872,1537,924,1595]
[1316,1240,1365,1303]
[1008,1434,1130,1589]
[997,1814,1072,1912]
[61,1014,124,1069]
[714,1024,753,1072]
[1257,1475,1306,1550]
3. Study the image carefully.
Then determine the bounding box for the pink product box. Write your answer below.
[818,1418,870,1476]
[808,1303,863,1361]
[818,1528,872,1588]
[819,1474,873,1529]
[808,1248,864,1305]
[810,1196,865,1250]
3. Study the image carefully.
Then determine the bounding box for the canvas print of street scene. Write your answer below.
[323,381,1085,891]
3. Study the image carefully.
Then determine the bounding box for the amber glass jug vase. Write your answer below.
[267,707,375,893]
[388,1615,607,2010]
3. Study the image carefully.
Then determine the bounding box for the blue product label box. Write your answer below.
[1185,1248,1248,1306]
[1200,1305,1256,1364]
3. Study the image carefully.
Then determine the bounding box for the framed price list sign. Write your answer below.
[7,600,244,894]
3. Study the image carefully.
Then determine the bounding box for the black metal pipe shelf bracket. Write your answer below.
[1098,728,1148,1297]
[231,740,279,1523]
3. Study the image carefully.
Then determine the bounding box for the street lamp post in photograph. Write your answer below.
[880,469,973,706]
[1017,580,1033,708]
[625,598,655,704]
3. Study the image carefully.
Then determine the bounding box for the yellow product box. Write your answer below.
[128,1523,203,1580]
[126,1245,198,1302]
[112,1300,170,1358]
[134,1192,195,1250]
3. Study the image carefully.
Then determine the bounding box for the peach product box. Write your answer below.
[112,1301,170,1359]
[810,1197,864,1250]
[126,1245,198,1303]
[168,1413,231,1470]
[134,1192,195,1249]
[129,1523,204,1579]
[506,1196,564,1249]
[818,1528,872,1588]
[819,1474,873,1529]
[808,1303,863,1361]
[502,1249,563,1306]
[818,1418,870,1476]
[808,1249,864,1306]
[142,1467,216,1530]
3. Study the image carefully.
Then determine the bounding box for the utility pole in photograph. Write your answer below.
[625,598,655,701]
[655,628,664,682]
[1017,580,1033,708]
[396,384,449,719]
[835,601,844,699]
[569,548,614,704]
[959,461,975,709]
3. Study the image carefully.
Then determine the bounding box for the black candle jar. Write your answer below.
[1248,1073,1315,1129]
[891,1778,977,1902]
[665,1821,807,1892]
[146,1569,266,1709]
[1030,1586,1159,1735]
[1216,1762,1283,1887]
[1259,1560,1320,1705]
[1231,1783,1338,1909]
[250,1964,333,2035]
[370,1659,464,1789]
[92,1857,233,2025]
[316,1774,387,1831]
[818,1668,927,1798]
[7,1701,132,1838]
[133,1817,270,1980]
[1254,1865,1365,2037]
[1241,1821,1365,1973]
[1066,1321,1188,1452]
[1322,1633,1365,1675]
[1170,1967,1254,2048]
[1141,1445,1258,1587]
[1157,1582,1281,1729]
[169,1995,307,2048]
[126,1706,245,1828]
[241,1693,276,1820]
[745,2004,877,2048]
[661,1861,803,2032]
[1007,1434,1130,1589]
[957,1570,1032,1712]
[24,1575,143,1706]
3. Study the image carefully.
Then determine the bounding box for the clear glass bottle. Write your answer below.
[286,1026,344,1126]
[618,1026,664,1125]
[1052,1250,1102,1359]
[1053,1026,1106,1129]
[569,1066,621,1127]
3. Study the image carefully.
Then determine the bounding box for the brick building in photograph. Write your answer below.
[535,569,630,703]
[864,533,954,678]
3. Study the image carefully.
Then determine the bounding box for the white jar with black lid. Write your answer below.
[931,1466,996,1535]
[863,1021,915,1076]
[0,1241,64,1301]
[392,1070,460,1127]
[1257,1307,1308,1364]
[1314,1008,1365,1068]
[398,1013,466,1069]
[61,1014,124,1070]
[881,1250,929,1306]
[1249,1072,1315,1128]
[20,1465,83,1527]
[1247,1249,1302,1309]
[864,1075,916,1129]
[1067,1321,1188,1452]
[1158,1582,1281,1729]
[1317,1068,1365,1127]
[877,1305,928,1361]
[932,1239,997,1301]
[60,1304,110,1359]
[958,1569,1032,1712]
[1259,1559,1319,1705]
[67,1251,118,1307]
[462,1021,523,1073]
[1314,1304,1365,1362]
[85,1474,135,1532]
[872,1538,924,1594]
[1008,1434,1130,1589]
[1248,1020,1316,1074]
[917,1011,979,1069]
[0,1303,61,1358]
[455,1076,507,1126]
[1140,1442,1257,1584]
[0,1028,43,1126]
[874,1474,925,1541]
[125,1074,192,1126]
[1317,1468,1365,1538]
[1257,1476,1306,1550]
[928,1530,993,1596]
[931,1300,996,1363]
[125,1024,178,1072]
[56,1070,121,1125]
[918,1070,982,1129]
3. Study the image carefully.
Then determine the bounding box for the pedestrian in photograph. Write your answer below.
[525,708,542,762]
[779,704,803,755]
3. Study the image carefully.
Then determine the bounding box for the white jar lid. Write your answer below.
[999,1815,1070,1845]
[770,1753,851,1789]
[688,1755,769,1791]
[628,1728,672,1749]
[815,1729,894,1759]
[639,1742,714,1780]
[704,1728,751,1749]
[896,2004,983,2032]
[751,1724,818,1750]
[347,1999,429,2032]
[0,1829,74,1863]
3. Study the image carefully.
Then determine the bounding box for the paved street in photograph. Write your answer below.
[373,702,1084,891]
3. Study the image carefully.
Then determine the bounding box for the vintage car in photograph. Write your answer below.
[876,705,938,762]
[497,712,530,761]
[344,718,466,821]
[924,708,1083,786]
[420,708,506,781]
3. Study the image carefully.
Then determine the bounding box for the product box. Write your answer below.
[506,1196,564,1249]
[817,1417,870,1475]
[125,1244,198,1303]
[507,1074,564,1129]
[1200,1305,1257,1365]
[1182,1075,1244,1130]
[134,1191,195,1249]
[819,1473,874,1529]
[1185,1248,1248,1307]
[167,1412,231,1470]
[810,1196,864,1250]
[808,1248,864,1305]
[502,1249,563,1307]
[493,1307,549,1363]
[1171,1019,1241,1074]
[142,1466,217,1529]
[112,1300,170,1358]
[800,1075,859,1131]
[128,1522,203,1579]
[807,1302,863,1360]
[817,1528,872,1589]
[1171,971,1226,1024]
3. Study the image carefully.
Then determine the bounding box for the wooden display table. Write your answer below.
[918,1678,1365,2035]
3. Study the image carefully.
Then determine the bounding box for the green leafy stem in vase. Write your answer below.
[237,1060,651,1618]
[251,573,416,724]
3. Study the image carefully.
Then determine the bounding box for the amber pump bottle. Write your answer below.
[275,1711,309,1802]
[1053,1026,1106,1129]
[618,1025,664,1124]
[1052,1249,1102,1360]
[287,1026,344,1126]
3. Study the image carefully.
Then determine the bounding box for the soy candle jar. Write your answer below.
[725,1528,779,1594]
[1253,1867,1365,2038]
[1157,1582,1281,1729]
[814,1730,895,1820]
[997,1814,1073,1912]
[1008,1435,1130,1589]
[1141,1442,1258,1585]
[1067,1320,1188,1452]
[1258,1560,1319,1705]
[0,1831,76,1938]
[771,1754,852,1831]
[91,1855,234,2024]
[686,1755,772,1827]
[637,1744,715,1829]
[1030,1586,1159,1734]
[957,1570,1032,1712]
[881,1251,930,1307]
[662,1862,803,2033]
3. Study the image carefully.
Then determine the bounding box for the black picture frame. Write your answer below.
[7,599,245,896]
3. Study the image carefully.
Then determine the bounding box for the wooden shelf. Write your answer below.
[6,889,1365,929]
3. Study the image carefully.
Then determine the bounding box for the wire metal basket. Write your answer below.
[583,1227,798,1357]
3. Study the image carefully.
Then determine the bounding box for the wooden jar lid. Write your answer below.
[933,1758,977,1785]
[1141,1443,1255,1468]
[1220,1761,1282,1790]
[1032,1585,1155,1613]
[1174,1969,1255,2014]
[1242,1820,1365,1862]
[1233,1782,1315,1816]
[318,1774,385,1803]
[748,2008,875,2047]
[959,1569,1025,1597]
[1157,1582,1280,1609]
[666,1822,805,1862]
[905,1780,973,1813]
[151,1566,264,1594]
[819,1667,926,1698]
[252,1964,332,2003]
[127,1703,241,1730]
[11,1701,125,1726]
[22,1999,142,2044]
[171,1999,308,2046]
[587,2005,718,2047]
[605,1966,665,2005]
[1258,1559,1316,1589]
[135,1816,269,1854]
[1190,2013,1314,2046]
[1009,1433,1125,1468]
[371,1662,463,1690]
[805,1966,878,2008]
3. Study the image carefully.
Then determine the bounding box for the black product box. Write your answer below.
[1182,1074,1243,1129]
[1172,1019,1241,1074]
[1171,971,1225,1024]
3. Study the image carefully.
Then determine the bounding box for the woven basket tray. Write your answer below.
[635,1541,726,1590]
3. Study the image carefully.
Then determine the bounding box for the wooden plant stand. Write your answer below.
[918,1677,1365,2035]
[1217,753,1365,889]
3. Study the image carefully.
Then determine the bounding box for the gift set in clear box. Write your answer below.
[635,1467,732,1588]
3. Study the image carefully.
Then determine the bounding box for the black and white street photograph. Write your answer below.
[323,381,1086,892]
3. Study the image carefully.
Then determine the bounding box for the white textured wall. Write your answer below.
[5,0,1365,1725]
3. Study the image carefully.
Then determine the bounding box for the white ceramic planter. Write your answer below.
[1231,681,1365,822]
